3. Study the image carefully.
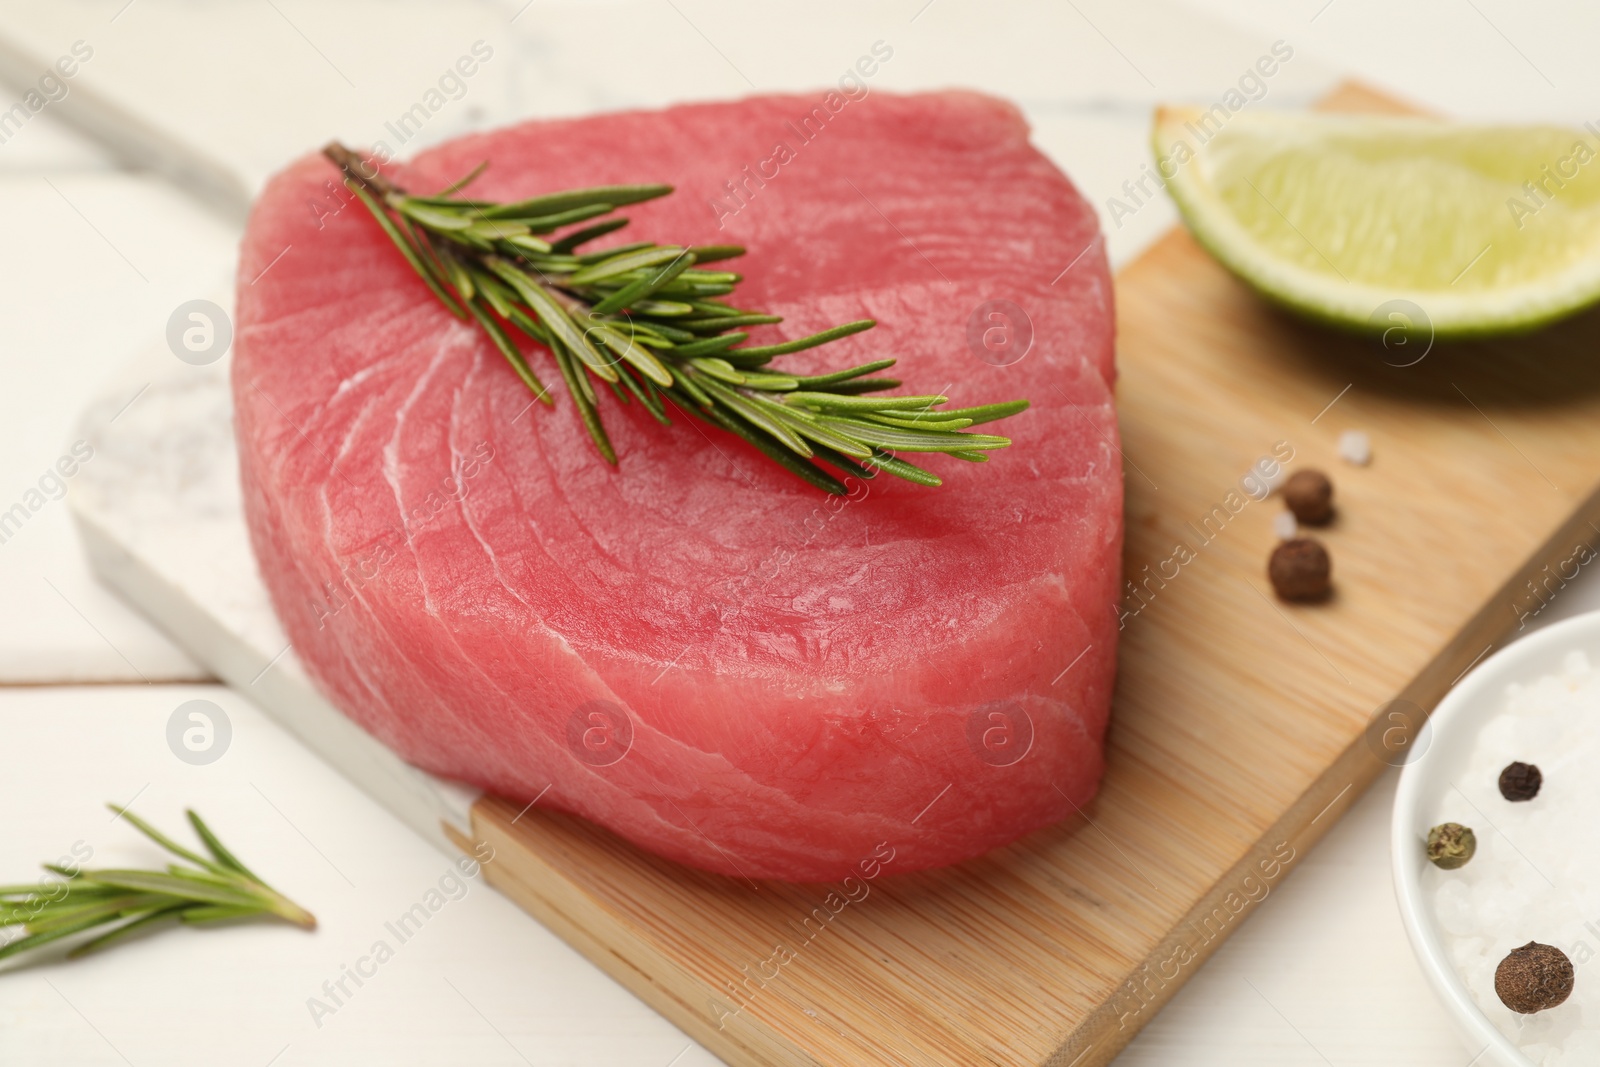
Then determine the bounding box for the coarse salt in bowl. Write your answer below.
[1394,611,1600,1067]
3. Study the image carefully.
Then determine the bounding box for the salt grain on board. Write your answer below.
[1338,429,1371,466]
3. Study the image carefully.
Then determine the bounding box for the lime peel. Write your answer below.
[1154,107,1600,337]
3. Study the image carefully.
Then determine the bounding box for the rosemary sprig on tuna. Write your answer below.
[325,143,1028,495]
[0,805,315,964]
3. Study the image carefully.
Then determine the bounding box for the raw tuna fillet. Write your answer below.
[234,90,1121,881]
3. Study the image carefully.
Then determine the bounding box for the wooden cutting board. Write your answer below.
[441,82,1600,1066]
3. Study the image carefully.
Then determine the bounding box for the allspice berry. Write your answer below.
[1269,537,1332,602]
[1283,469,1335,525]
[1495,942,1574,1014]
[1425,822,1476,869]
[1499,761,1542,802]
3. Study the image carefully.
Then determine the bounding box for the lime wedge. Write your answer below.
[1153,108,1600,336]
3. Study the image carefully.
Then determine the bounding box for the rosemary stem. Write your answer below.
[321,142,1030,492]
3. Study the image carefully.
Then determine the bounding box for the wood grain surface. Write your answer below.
[453,84,1600,1066]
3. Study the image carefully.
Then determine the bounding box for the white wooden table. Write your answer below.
[2,1,1597,1063]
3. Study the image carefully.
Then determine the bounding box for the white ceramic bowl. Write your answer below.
[1392,610,1600,1067]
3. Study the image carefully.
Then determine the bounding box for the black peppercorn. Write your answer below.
[1498,761,1542,802]
[1283,469,1334,526]
[1495,942,1574,1014]
[1269,537,1332,602]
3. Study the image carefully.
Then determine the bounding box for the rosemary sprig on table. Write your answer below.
[0,806,315,964]
[325,143,1028,495]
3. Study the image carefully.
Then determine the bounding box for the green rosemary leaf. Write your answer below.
[635,321,698,344]
[668,365,716,409]
[863,449,943,487]
[67,903,193,958]
[574,240,654,264]
[789,359,897,388]
[628,298,696,316]
[686,356,747,385]
[808,441,877,479]
[676,314,783,333]
[691,402,847,496]
[715,350,777,370]
[2,892,96,928]
[465,299,554,404]
[589,252,698,316]
[619,319,671,340]
[464,219,532,241]
[662,334,742,358]
[866,413,976,431]
[0,881,95,899]
[470,270,516,317]
[439,226,498,253]
[179,904,263,925]
[947,450,990,462]
[74,870,261,909]
[618,369,672,425]
[591,322,673,387]
[480,183,672,219]
[728,319,875,358]
[695,376,812,456]
[683,299,743,317]
[487,260,618,383]
[568,246,690,286]
[565,338,601,403]
[0,911,123,961]
[345,182,467,319]
[505,234,554,253]
[505,306,553,346]
[758,401,874,459]
[551,342,617,463]
[0,903,44,925]
[398,215,472,316]
[815,417,1011,453]
[686,244,746,263]
[405,195,497,209]
[825,377,902,395]
[108,804,226,875]
[186,811,260,882]
[24,894,172,936]
[736,371,801,391]
[783,392,948,412]
[522,257,578,275]
[161,865,257,893]
[396,198,476,230]
[930,399,1031,426]
[448,223,502,251]
[434,160,489,197]
[445,257,476,302]
[494,202,617,233]
[548,216,630,253]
